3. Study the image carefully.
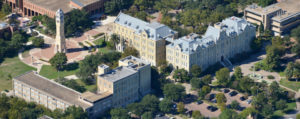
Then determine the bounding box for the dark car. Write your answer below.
[229,91,238,97]
[207,106,218,112]
[197,100,203,104]
[223,88,230,93]
[240,96,247,101]
[209,93,216,100]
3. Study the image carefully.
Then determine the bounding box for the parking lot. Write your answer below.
[185,102,221,118]
[211,89,252,109]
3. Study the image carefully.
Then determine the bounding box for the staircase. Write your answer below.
[221,57,233,68]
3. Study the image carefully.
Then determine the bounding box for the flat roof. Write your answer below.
[82,91,112,103]
[26,0,101,13]
[98,66,137,82]
[119,56,150,69]
[14,71,92,109]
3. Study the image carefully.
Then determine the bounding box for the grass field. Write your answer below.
[39,64,79,79]
[75,79,97,92]
[93,37,112,54]
[280,78,300,91]
[0,56,36,92]
[273,102,296,117]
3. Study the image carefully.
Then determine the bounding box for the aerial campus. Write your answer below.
[0,0,300,119]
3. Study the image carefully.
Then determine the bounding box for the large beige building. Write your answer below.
[244,0,300,36]
[13,56,151,118]
[113,13,177,66]
[97,56,151,107]
[166,16,256,71]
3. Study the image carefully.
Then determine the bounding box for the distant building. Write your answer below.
[113,12,177,66]
[4,0,106,18]
[244,0,300,36]
[13,56,151,118]
[166,16,256,71]
[97,55,151,107]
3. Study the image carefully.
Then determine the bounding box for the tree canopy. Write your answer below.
[49,53,68,71]
[163,83,185,102]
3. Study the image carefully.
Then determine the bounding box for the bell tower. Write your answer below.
[54,9,67,53]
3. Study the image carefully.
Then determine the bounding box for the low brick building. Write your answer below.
[4,0,106,18]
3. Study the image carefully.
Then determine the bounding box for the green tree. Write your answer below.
[126,103,144,116]
[191,65,202,77]
[109,33,120,49]
[219,109,239,119]
[190,77,203,89]
[261,104,273,118]
[216,68,230,86]
[192,110,202,119]
[141,111,152,119]
[230,100,240,110]
[285,62,294,80]
[49,53,68,71]
[234,66,243,80]
[110,108,130,119]
[56,78,86,93]
[201,74,213,85]
[63,106,88,119]
[250,37,262,52]
[163,83,186,102]
[140,95,159,113]
[173,69,189,82]
[159,99,173,113]
[198,85,211,99]
[177,102,185,114]
[30,37,44,47]
[216,93,227,108]
[105,0,134,14]
[239,76,254,94]
[275,99,287,110]
[10,33,26,50]
[122,46,139,58]
[1,3,11,15]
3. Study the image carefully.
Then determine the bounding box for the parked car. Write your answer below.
[223,88,230,93]
[207,106,218,112]
[240,96,247,101]
[209,93,216,100]
[197,100,203,104]
[247,99,252,104]
[229,91,238,97]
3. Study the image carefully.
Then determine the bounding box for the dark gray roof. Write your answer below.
[114,13,177,40]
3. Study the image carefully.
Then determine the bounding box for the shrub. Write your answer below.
[267,75,275,79]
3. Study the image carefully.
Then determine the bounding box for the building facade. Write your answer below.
[244,0,300,36]
[166,16,256,71]
[97,56,151,107]
[13,56,151,118]
[113,13,177,66]
[4,0,106,18]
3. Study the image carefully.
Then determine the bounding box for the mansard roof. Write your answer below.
[167,16,255,54]
[114,12,177,41]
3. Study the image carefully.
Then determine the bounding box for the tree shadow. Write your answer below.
[65,62,79,71]
[67,47,88,53]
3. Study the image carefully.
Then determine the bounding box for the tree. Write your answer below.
[126,103,144,116]
[177,102,185,114]
[261,104,273,118]
[201,75,213,85]
[140,95,159,113]
[219,109,239,119]
[190,78,203,89]
[239,107,257,119]
[230,100,240,110]
[216,93,227,108]
[285,62,294,80]
[192,110,202,119]
[122,46,139,58]
[173,69,189,82]
[216,68,230,86]
[264,45,284,70]
[30,37,44,47]
[56,78,86,93]
[10,33,26,50]
[109,34,120,49]
[1,3,11,15]
[63,106,88,119]
[163,83,185,102]
[252,93,268,111]
[198,85,211,99]
[110,108,130,119]
[239,76,254,94]
[191,65,202,77]
[234,66,243,80]
[49,53,68,71]
[159,99,173,113]
[141,111,152,119]
[104,0,134,14]
[250,37,262,52]
[275,99,287,110]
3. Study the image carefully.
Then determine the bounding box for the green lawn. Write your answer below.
[75,79,97,92]
[273,102,296,118]
[0,56,36,92]
[93,37,112,54]
[39,65,79,79]
[280,78,300,91]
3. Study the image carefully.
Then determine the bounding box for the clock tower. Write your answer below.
[54,9,67,53]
